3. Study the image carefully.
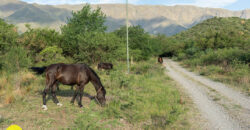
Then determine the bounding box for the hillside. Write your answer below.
[0,0,249,35]
[162,17,250,92]
[167,17,249,53]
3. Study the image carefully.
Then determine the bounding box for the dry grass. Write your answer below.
[0,71,37,105]
[186,64,250,95]
[0,59,190,129]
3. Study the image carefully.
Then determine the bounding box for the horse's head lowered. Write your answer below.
[96,87,106,106]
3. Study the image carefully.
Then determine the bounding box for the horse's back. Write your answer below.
[46,63,89,85]
[98,63,113,70]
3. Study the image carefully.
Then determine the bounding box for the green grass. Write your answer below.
[0,58,188,129]
[182,60,250,95]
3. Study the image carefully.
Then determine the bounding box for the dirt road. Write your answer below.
[164,59,250,130]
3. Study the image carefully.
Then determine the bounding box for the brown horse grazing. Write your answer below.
[54,82,74,91]
[158,57,163,64]
[98,63,113,70]
[30,63,106,110]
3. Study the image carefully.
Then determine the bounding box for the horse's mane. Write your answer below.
[87,65,106,93]
[88,66,101,80]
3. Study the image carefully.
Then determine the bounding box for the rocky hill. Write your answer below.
[0,0,249,35]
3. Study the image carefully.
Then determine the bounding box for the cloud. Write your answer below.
[22,0,140,5]
[193,0,238,8]
[21,0,238,8]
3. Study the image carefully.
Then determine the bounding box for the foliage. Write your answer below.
[163,17,250,65]
[73,59,186,129]
[0,59,187,129]
[114,25,153,61]
[36,46,73,66]
[0,47,31,73]
[73,32,123,63]
[161,17,250,92]
[18,24,61,55]
[60,4,106,59]
[0,19,18,54]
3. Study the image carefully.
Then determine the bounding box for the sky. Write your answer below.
[20,0,250,10]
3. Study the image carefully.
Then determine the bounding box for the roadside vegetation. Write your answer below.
[0,59,189,129]
[160,17,250,94]
[0,4,188,129]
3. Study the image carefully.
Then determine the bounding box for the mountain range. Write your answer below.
[0,0,249,35]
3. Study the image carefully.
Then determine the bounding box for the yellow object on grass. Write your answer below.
[6,124,22,130]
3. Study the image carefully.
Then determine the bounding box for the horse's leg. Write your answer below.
[42,74,54,110]
[51,83,62,107]
[78,83,86,108]
[56,82,60,91]
[70,85,79,104]
[42,85,50,110]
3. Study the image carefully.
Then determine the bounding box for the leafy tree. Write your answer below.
[60,4,107,58]
[0,47,31,73]
[161,17,250,65]
[36,46,73,66]
[74,32,123,63]
[0,19,18,54]
[19,24,61,54]
[114,25,152,61]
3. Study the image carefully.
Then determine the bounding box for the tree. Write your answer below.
[74,32,123,63]
[60,4,107,58]
[1,46,31,73]
[19,24,61,55]
[114,25,152,61]
[0,19,18,54]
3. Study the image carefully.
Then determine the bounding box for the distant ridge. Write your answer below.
[0,1,249,35]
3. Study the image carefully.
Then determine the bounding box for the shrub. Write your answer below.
[114,25,152,61]
[35,46,72,66]
[19,25,61,55]
[0,19,18,54]
[60,4,106,58]
[0,47,31,73]
[200,48,247,65]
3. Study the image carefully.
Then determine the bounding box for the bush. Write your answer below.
[114,25,152,61]
[161,17,250,67]
[36,46,72,66]
[74,32,123,63]
[177,52,186,60]
[0,19,18,54]
[60,4,106,59]
[19,25,61,55]
[200,48,247,65]
[0,47,31,73]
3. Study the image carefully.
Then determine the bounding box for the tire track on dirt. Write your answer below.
[167,59,250,110]
[164,59,246,130]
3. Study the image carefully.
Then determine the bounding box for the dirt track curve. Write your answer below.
[164,59,250,130]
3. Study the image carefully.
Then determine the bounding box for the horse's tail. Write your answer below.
[29,66,47,75]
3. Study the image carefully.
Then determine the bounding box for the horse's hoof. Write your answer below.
[79,105,83,108]
[57,103,63,107]
[42,105,48,110]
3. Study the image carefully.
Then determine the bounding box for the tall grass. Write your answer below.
[183,59,250,95]
[0,71,37,105]
[73,58,186,129]
[0,59,187,129]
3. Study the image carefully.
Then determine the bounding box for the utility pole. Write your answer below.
[126,0,130,74]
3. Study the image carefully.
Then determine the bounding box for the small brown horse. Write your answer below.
[158,57,163,64]
[98,63,113,70]
[30,63,106,110]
